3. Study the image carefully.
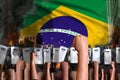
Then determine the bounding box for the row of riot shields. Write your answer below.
[0,44,120,80]
[0,44,120,65]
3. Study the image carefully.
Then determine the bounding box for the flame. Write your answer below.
[56,63,61,69]
[8,40,13,46]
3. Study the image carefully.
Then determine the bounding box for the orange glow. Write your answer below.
[56,63,61,69]
[8,40,13,46]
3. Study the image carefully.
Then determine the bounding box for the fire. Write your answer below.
[8,40,13,46]
[56,63,61,69]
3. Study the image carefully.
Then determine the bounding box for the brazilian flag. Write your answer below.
[20,0,109,47]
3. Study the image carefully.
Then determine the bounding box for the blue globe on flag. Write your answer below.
[37,16,88,47]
